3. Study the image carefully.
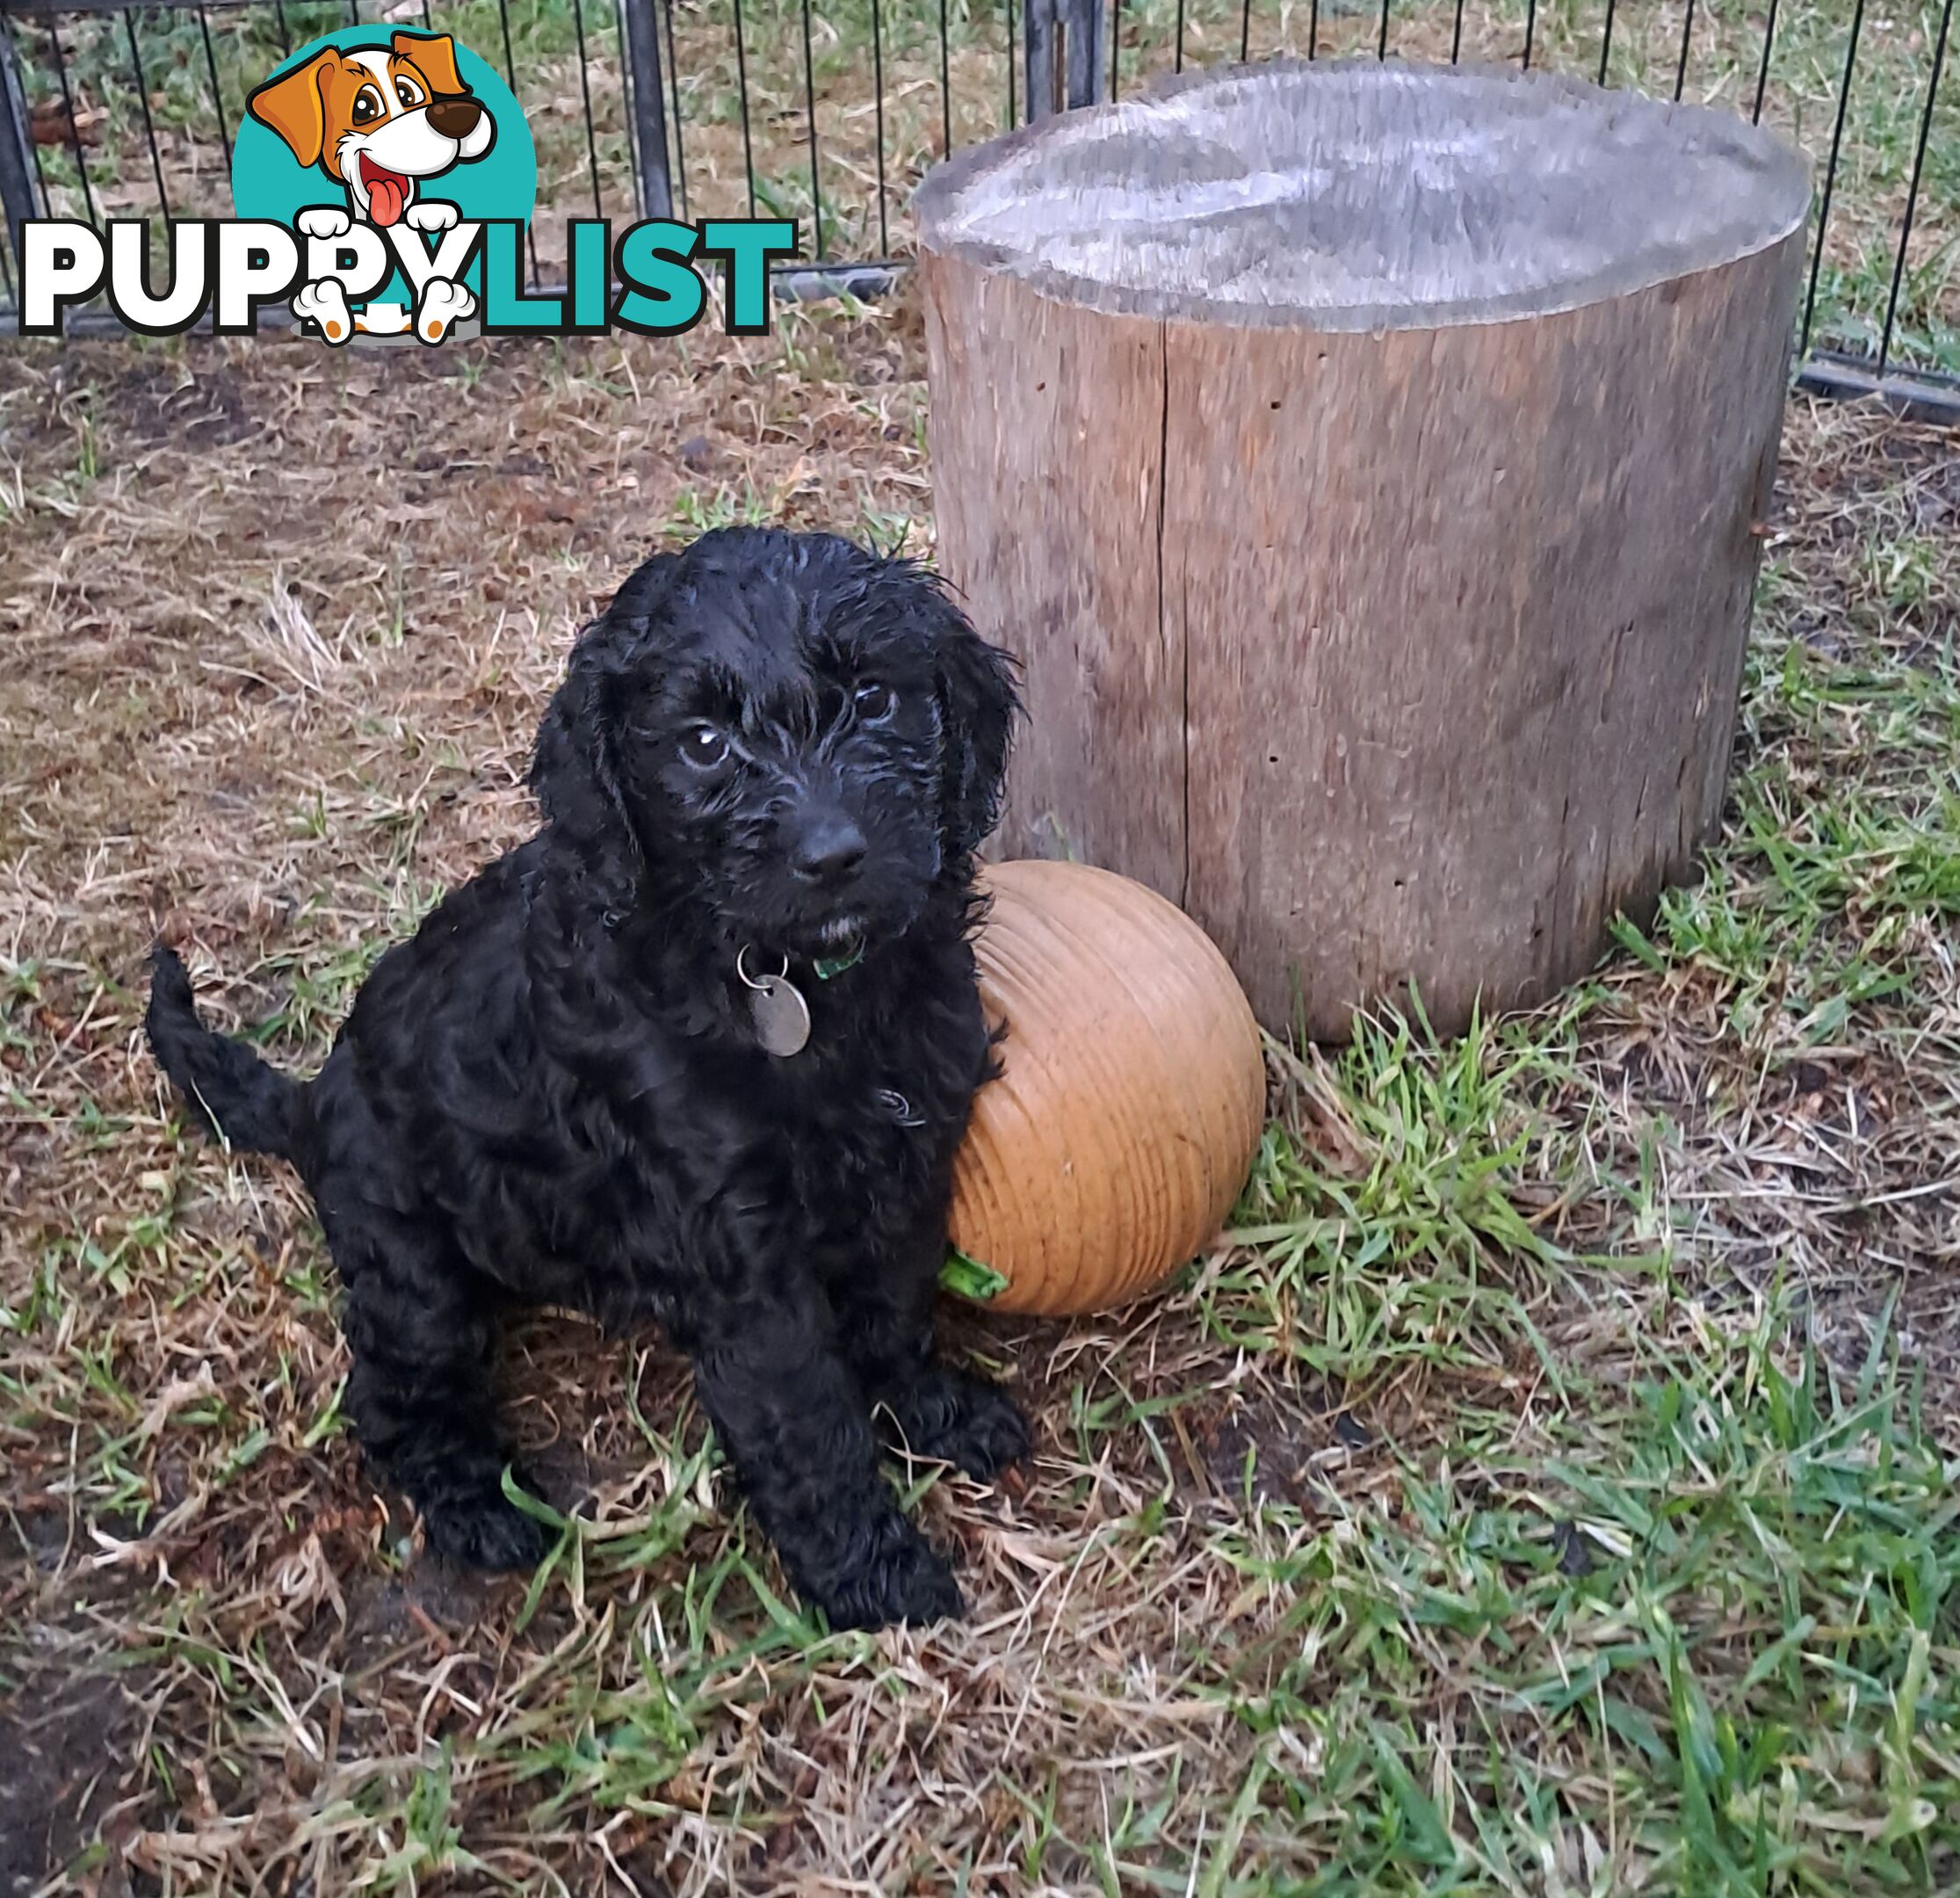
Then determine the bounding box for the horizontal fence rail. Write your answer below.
[0,0,1955,414]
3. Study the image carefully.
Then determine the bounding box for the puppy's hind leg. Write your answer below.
[328,1201,547,1571]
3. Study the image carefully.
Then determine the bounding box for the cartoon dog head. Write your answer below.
[247,33,495,228]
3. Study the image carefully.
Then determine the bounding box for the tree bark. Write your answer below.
[920,61,1810,1038]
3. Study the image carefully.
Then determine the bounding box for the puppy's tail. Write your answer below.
[145,945,302,1160]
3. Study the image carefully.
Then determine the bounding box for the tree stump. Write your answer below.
[917,62,1811,1039]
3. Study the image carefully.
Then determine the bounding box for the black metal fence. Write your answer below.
[1,0,1955,412]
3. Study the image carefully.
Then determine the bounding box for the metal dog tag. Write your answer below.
[749,974,812,1058]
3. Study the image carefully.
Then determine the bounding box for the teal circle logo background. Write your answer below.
[229,26,536,231]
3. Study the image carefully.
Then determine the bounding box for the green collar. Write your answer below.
[811,943,865,982]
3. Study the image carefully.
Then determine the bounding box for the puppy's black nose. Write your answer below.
[789,812,867,885]
[428,97,485,140]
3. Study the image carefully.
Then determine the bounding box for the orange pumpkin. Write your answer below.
[947,859,1267,1315]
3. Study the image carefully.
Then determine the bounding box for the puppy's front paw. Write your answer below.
[405,199,459,233]
[419,1486,549,1571]
[297,206,351,240]
[886,1367,1031,1482]
[807,1515,963,1631]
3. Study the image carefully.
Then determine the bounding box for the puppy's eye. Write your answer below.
[351,84,385,126]
[678,723,730,771]
[394,76,425,108]
[854,682,896,724]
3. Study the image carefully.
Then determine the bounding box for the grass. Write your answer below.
[1176,1312,1956,1895]
[5,0,1958,370]
[1211,1012,1580,1378]
[5,24,1960,1856]
[2,300,1957,1892]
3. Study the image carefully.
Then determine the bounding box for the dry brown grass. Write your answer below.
[3,315,1956,1894]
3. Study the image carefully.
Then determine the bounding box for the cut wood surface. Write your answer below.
[920,61,1811,1037]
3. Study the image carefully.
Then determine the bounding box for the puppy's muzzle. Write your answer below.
[428,97,487,141]
[789,810,868,887]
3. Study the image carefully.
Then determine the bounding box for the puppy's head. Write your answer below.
[531,529,1018,960]
[248,33,495,225]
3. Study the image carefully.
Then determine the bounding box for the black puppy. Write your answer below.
[147,527,1029,1629]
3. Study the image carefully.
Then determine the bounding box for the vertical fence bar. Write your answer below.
[1027,0,1101,118]
[1597,0,1616,85]
[1802,0,1866,354]
[799,0,823,255]
[1877,0,1951,374]
[1026,0,1052,116]
[1006,0,1016,127]
[1067,0,1100,108]
[43,17,100,225]
[0,10,41,279]
[1752,0,1778,122]
[618,0,674,220]
[196,9,232,170]
[1445,0,1458,65]
[493,0,542,287]
[731,0,756,214]
[569,0,606,220]
[1308,0,1319,61]
[124,9,173,222]
[1673,0,1696,100]
[1175,0,1186,72]
[1110,0,1122,98]
[661,0,688,221]
[1239,0,1249,62]
[1522,0,1537,69]
[1377,0,1388,61]
[870,0,888,253]
[14,20,54,234]
[938,0,951,154]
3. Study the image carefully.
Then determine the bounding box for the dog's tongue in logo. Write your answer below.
[359,154,409,228]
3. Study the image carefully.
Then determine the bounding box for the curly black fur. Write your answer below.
[147,527,1028,1629]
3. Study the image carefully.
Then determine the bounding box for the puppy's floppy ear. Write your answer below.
[247,53,334,169]
[927,580,1020,864]
[393,30,467,97]
[529,552,677,866]
[530,629,634,856]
